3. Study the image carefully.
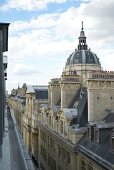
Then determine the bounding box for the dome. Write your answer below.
[66,49,100,66]
[66,21,100,67]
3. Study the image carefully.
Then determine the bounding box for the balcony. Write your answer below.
[1,107,36,170]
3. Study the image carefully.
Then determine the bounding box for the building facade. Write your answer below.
[8,22,114,170]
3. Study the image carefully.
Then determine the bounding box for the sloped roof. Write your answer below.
[76,135,114,169]
[35,89,48,100]
[26,85,35,93]
[26,85,48,94]
[50,105,60,113]
[63,108,77,119]
[76,113,114,170]
[41,104,49,110]
[103,112,114,123]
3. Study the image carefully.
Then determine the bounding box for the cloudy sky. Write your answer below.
[1,0,114,93]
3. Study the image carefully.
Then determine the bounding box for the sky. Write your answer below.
[1,0,114,93]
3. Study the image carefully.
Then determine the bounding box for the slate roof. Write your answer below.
[62,108,77,120]
[66,22,100,67]
[76,114,114,170]
[69,87,88,127]
[41,104,49,110]
[35,89,48,100]
[103,112,114,123]
[66,50,100,66]
[76,135,114,169]
[26,85,35,93]
[50,105,60,113]
[26,85,48,100]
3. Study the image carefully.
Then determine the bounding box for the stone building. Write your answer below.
[8,22,114,170]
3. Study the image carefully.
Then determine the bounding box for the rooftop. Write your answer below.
[76,113,114,170]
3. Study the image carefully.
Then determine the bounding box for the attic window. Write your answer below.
[88,125,95,141]
[112,138,114,151]
[111,131,114,151]
[60,120,64,134]
[88,127,91,139]
[49,115,51,127]
[94,129,99,143]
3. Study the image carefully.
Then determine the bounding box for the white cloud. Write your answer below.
[0,0,68,11]
[6,0,114,92]
[12,64,39,75]
[75,0,93,2]
[8,0,114,65]
[9,13,59,32]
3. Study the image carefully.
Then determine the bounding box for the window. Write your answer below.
[60,120,63,134]
[53,140,56,152]
[58,145,61,157]
[40,163,45,170]
[111,131,114,151]
[88,127,91,139]
[62,148,65,161]
[87,163,93,170]
[53,160,56,170]
[94,129,99,143]
[66,151,70,164]
[58,165,61,170]
[88,125,95,141]
[48,154,51,166]
[49,116,51,127]
[80,158,86,170]
[112,137,114,151]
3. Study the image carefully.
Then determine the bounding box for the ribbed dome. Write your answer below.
[66,50,100,66]
[66,21,100,67]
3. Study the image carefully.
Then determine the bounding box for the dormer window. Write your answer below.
[49,115,51,127]
[112,136,114,151]
[87,125,95,141]
[94,129,99,143]
[111,130,114,151]
[87,127,91,139]
[60,120,63,134]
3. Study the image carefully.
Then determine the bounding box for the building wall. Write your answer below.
[65,64,101,81]
[7,97,24,134]
[60,82,81,108]
[87,79,114,121]
[37,124,77,170]
[8,92,111,170]
[8,71,114,170]
[49,84,61,106]
[25,93,35,117]
[77,152,107,170]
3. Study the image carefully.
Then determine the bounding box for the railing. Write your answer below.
[87,71,114,79]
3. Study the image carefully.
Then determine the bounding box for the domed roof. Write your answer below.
[66,49,100,66]
[66,21,100,66]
